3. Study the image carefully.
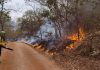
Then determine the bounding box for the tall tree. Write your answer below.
[17,10,43,37]
[27,0,100,38]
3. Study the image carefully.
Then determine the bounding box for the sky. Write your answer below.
[5,0,41,21]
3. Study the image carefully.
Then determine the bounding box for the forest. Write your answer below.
[0,0,100,70]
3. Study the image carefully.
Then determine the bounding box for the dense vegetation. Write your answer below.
[20,0,100,39]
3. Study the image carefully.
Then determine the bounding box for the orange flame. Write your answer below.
[67,28,85,49]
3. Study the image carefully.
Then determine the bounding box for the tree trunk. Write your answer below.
[0,0,4,31]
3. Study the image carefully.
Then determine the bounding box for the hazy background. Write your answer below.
[5,0,41,20]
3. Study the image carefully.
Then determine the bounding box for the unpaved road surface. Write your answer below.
[0,42,61,70]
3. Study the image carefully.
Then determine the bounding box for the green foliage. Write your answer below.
[17,10,43,36]
[0,11,11,31]
[40,10,50,17]
[47,0,56,6]
[0,11,11,22]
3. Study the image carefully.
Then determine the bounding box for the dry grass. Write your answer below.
[52,51,100,70]
[28,31,100,70]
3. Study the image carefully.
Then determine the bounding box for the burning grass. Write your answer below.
[52,31,100,70]
[30,30,100,70]
[66,28,86,49]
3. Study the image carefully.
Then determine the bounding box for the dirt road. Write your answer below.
[0,42,61,70]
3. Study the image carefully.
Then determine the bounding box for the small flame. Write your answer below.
[67,28,85,49]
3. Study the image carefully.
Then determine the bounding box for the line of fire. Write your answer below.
[30,26,86,55]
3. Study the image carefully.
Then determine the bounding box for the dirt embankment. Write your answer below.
[50,31,100,70]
